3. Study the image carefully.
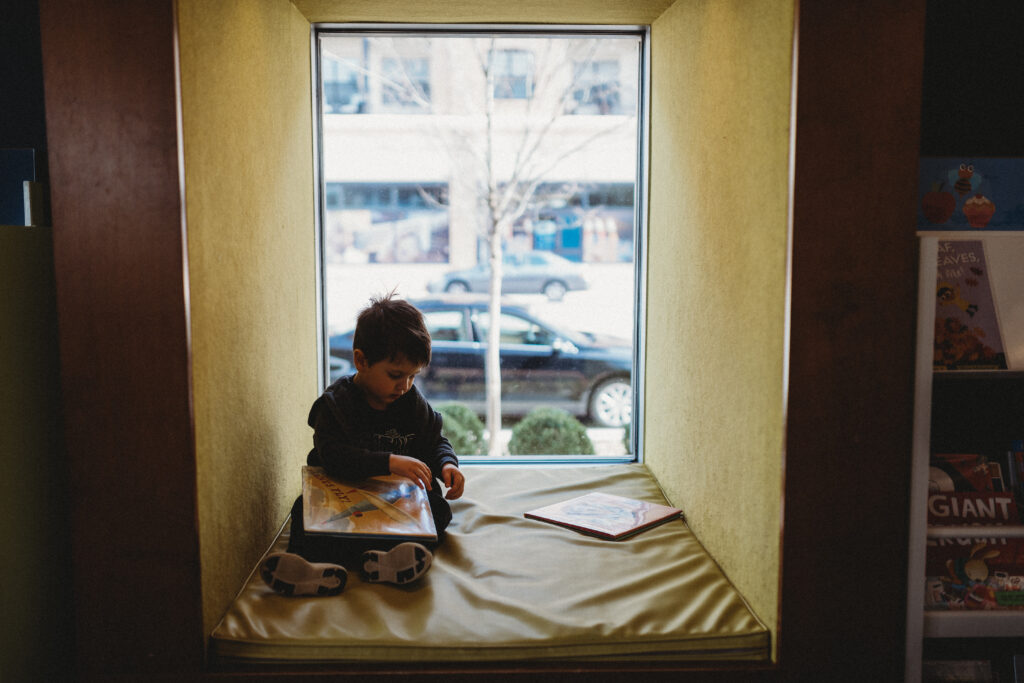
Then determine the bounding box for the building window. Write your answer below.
[490,49,534,99]
[323,182,449,263]
[569,60,623,115]
[322,53,366,114]
[316,28,646,461]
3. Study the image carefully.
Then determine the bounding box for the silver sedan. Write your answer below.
[427,250,589,301]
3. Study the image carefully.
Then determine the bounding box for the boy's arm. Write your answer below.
[419,403,464,498]
[441,461,465,499]
[420,405,458,477]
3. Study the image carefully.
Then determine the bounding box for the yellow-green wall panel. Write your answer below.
[292,0,673,25]
[177,0,317,636]
[647,0,793,655]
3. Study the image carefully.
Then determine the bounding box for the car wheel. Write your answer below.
[589,377,632,428]
[542,280,568,301]
[445,280,470,294]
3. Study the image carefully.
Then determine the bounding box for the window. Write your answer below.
[423,310,468,342]
[322,46,368,114]
[471,310,556,346]
[316,28,646,460]
[491,49,534,99]
[323,182,449,263]
[569,60,623,114]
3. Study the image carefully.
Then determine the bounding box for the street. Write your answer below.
[325,261,636,339]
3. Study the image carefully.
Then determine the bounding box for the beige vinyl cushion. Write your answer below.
[210,464,769,663]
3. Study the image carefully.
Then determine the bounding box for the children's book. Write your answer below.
[524,491,682,540]
[301,466,437,542]
[933,241,1006,371]
[930,453,1005,493]
[925,538,1024,611]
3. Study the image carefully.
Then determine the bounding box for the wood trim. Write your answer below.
[38,0,202,675]
[780,0,925,677]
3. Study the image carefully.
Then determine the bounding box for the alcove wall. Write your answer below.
[645,1,792,644]
[176,0,319,638]
[178,0,791,652]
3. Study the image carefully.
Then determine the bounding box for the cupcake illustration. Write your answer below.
[962,194,995,228]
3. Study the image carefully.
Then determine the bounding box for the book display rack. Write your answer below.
[906,158,1024,680]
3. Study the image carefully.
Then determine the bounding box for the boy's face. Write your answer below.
[352,349,424,411]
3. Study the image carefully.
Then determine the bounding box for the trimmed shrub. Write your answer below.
[622,421,631,453]
[508,407,594,456]
[436,402,486,456]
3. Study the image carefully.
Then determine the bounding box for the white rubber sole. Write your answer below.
[260,552,347,597]
[361,542,432,585]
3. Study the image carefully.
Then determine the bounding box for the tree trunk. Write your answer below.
[485,235,503,456]
[483,42,503,457]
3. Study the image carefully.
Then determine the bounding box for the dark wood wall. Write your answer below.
[780,0,924,679]
[38,0,203,676]
[34,0,928,679]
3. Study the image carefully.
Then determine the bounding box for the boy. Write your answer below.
[260,294,465,597]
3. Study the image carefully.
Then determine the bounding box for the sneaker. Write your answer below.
[361,542,433,585]
[260,552,347,597]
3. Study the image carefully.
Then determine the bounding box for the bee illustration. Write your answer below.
[951,163,981,198]
[937,281,979,317]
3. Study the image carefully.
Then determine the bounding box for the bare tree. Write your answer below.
[466,37,633,455]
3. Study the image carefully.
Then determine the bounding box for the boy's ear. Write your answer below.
[353,348,369,371]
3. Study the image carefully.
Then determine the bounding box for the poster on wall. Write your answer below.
[934,240,1007,370]
[918,157,1024,231]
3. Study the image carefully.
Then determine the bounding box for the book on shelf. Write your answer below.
[524,491,682,541]
[301,466,437,542]
[930,452,1007,494]
[925,450,1019,528]
[933,240,1007,371]
[925,537,1024,610]
[928,491,1019,526]
[926,452,1024,610]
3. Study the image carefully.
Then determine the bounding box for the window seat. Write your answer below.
[209,464,769,666]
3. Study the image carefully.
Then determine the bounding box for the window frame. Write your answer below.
[311,24,650,463]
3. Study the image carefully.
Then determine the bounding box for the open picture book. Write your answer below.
[524,491,683,540]
[302,466,437,542]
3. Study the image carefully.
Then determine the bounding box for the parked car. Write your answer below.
[426,250,588,301]
[328,296,632,428]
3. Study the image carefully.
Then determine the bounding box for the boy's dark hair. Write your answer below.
[353,294,431,367]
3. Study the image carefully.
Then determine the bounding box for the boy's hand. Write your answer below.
[389,454,432,490]
[442,463,465,500]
